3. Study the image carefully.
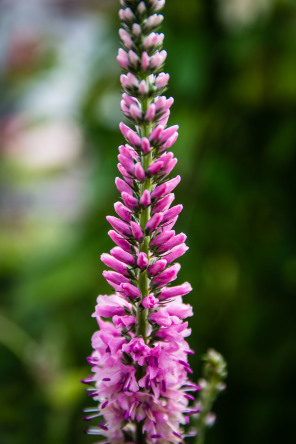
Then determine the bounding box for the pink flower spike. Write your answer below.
[121,282,141,299]
[108,230,132,252]
[121,191,139,210]
[151,175,181,199]
[106,216,131,237]
[110,247,135,266]
[101,253,129,276]
[137,252,148,269]
[141,137,151,153]
[117,48,129,70]
[162,204,183,224]
[159,282,193,299]
[130,221,144,242]
[114,201,131,222]
[141,51,150,70]
[156,72,169,89]
[142,294,159,309]
[134,162,146,181]
[140,190,151,208]
[147,259,167,276]
[163,243,189,265]
[145,212,163,234]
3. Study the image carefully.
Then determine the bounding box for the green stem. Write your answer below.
[136,123,152,443]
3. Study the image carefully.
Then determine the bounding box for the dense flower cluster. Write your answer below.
[83,1,199,442]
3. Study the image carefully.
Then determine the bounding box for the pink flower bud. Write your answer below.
[150,50,167,68]
[106,216,131,237]
[140,190,151,208]
[156,72,169,89]
[130,104,142,121]
[161,158,178,176]
[115,177,133,195]
[108,230,132,252]
[146,13,164,29]
[102,270,130,287]
[127,129,141,147]
[119,28,133,49]
[121,282,141,299]
[141,137,151,153]
[137,1,146,14]
[153,193,175,213]
[132,23,141,37]
[145,212,163,234]
[101,253,129,276]
[162,131,179,149]
[142,294,159,309]
[118,154,134,175]
[145,103,156,121]
[121,192,139,210]
[152,263,180,285]
[110,247,135,265]
[139,79,148,95]
[147,259,167,276]
[119,122,130,138]
[114,201,131,222]
[150,124,164,143]
[130,221,144,242]
[151,175,181,199]
[141,51,150,70]
[154,0,165,12]
[146,160,164,176]
[159,282,193,299]
[117,48,129,70]
[128,50,139,67]
[137,252,148,269]
[150,230,175,247]
[160,125,179,143]
[163,243,189,264]
[158,233,187,252]
[134,162,145,181]
[162,204,183,224]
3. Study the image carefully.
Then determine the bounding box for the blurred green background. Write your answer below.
[0,0,295,443]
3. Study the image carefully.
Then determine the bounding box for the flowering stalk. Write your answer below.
[83,1,199,442]
[194,350,227,444]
